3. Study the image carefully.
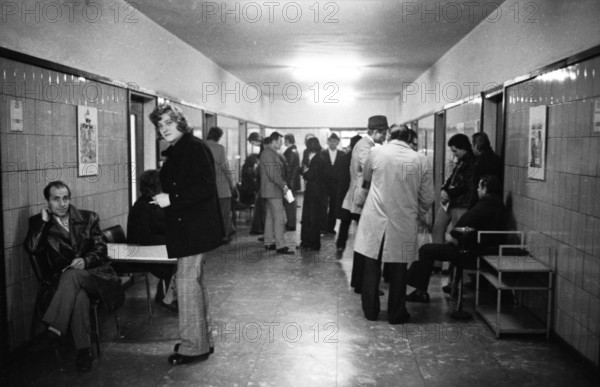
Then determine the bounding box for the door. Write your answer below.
[129,93,156,206]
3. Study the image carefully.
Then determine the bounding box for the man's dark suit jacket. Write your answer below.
[451,194,508,255]
[321,148,343,186]
[24,205,124,311]
[283,145,301,192]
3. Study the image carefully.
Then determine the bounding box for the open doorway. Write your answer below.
[128,93,157,206]
[482,89,504,158]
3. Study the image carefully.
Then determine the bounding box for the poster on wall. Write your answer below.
[528,105,547,181]
[77,106,99,176]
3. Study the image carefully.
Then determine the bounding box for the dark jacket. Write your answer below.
[24,206,124,311]
[240,154,260,205]
[302,153,327,201]
[336,151,352,218]
[160,132,225,258]
[127,196,166,246]
[283,145,301,192]
[320,148,343,186]
[451,194,508,255]
[470,149,503,207]
[442,151,477,209]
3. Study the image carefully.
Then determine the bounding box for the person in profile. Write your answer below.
[24,181,124,372]
[127,169,178,312]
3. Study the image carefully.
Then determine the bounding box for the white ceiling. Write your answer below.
[132,0,502,100]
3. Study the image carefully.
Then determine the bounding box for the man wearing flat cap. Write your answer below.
[342,115,389,293]
[320,133,343,235]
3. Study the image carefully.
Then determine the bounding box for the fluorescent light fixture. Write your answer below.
[537,68,577,82]
[291,56,363,81]
[293,66,361,81]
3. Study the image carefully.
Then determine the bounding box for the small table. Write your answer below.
[107,243,176,264]
[107,243,175,317]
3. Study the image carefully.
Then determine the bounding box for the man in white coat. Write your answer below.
[354,125,434,324]
[342,115,389,292]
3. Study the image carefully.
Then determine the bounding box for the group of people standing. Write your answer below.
[241,129,364,255]
[340,115,504,324]
[25,105,505,373]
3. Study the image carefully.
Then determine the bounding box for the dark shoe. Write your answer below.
[265,244,276,250]
[258,237,265,242]
[442,284,458,297]
[168,352,210,365]
[389,312,411,325]
[160,300,178,313]
[299,242,320,251]
[76,348,93,372]
[407,290,430,304]
[442,284,455,294]
[45,329,61,345]
[464,281,476,290]
[276,247,294,255]
[286,226,296,231]
[174,343,214,354]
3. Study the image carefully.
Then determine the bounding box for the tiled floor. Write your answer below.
[4,215,599,386]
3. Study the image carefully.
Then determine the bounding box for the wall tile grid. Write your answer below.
[504,56,600,365]
[1,57,130,350]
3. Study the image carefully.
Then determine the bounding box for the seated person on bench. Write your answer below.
[406,175,507,303]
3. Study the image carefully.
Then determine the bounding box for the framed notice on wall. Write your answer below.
[528,105,547,181]
[77,106,99,176]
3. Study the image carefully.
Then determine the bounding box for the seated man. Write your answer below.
[407,175,507,303]
[24,181,124,372]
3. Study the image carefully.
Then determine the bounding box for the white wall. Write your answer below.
[395,0,600,123]
[0,0,270,124]
[267,97,396,128]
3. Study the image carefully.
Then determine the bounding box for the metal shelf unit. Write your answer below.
[476,253,553,338]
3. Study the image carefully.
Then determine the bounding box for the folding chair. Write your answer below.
[103,225,154,317]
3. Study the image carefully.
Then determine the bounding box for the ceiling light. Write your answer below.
[292,66,362,81]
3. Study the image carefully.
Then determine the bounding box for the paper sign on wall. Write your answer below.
[594,99,600,134]
[10,100,23,132]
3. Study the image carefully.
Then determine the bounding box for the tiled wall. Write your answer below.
[0,57,129,350]
[504,55,600,366]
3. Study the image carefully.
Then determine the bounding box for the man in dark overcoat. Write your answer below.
[150,103,225,365]
[24,180,124,372]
